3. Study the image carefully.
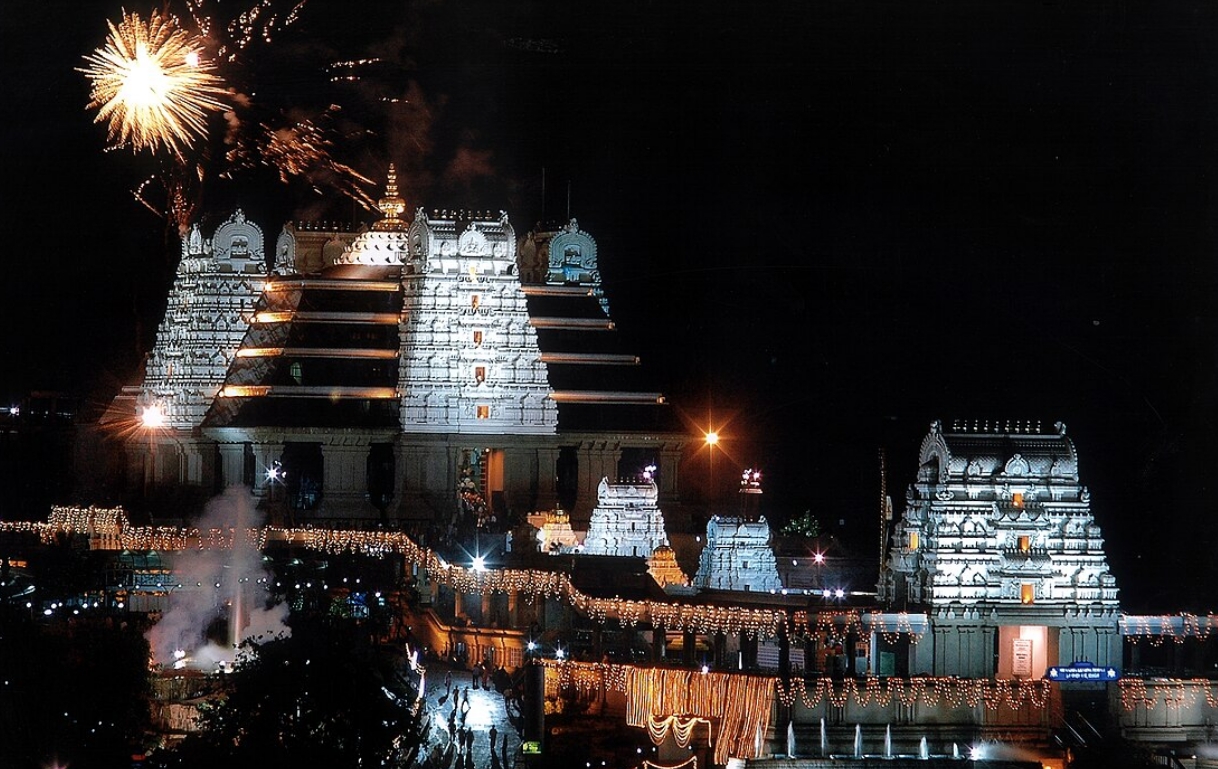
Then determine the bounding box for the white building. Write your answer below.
[583,477,671,559]
[877,419,1121,679]
[103,166,688,525]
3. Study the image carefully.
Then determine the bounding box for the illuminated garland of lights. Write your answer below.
[1121,613,1218,645]
[27,507,1198,759]
[11,508,1206,652]
[620,666,775,765]
[773,676,1052,711]
[646,716,711,748]
[642,758,697,769]
[1118,679,1218,711]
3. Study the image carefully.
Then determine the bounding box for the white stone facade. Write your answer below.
[111,169,686,521]
[397,209,557,434]
[879,419,1119,610]
[582,477,669,558]
[692,514,783,592]
[877,420,1122,679]
[140,211,266,429]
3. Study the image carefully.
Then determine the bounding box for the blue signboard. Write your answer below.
[1046,661,1118,682]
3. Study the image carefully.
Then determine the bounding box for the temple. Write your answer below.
[582,476,671,558]
[14,167,1210,768]
[693,469,783,593]
[103,166,687,527]
[876,419,1122,679]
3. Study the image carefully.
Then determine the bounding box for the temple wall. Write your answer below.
[930,623,996,679]
[1116,680,1218,743]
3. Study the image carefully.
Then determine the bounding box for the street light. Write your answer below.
[265,461,287,526]
[704,429,720,505]
[138,401,166,500]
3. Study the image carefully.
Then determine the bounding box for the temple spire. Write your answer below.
[372,163,407,231]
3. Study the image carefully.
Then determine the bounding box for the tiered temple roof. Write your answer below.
[878,419,1119,610]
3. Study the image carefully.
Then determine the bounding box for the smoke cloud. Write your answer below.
[146,486,290,669]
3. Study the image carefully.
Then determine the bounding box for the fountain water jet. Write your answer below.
[146,486,289,671]
[787,720,796,757]
[854,724,862,758]
[885,724,892,758]
[820,717,827,757]
[920,736,929,759]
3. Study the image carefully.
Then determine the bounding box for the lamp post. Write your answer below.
[265,461,285,526]
[139,401,166,501]
[704,429,720,506]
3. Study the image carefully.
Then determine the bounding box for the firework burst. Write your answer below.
[80,9,229,160]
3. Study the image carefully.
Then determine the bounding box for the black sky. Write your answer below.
[3,1,1218,610]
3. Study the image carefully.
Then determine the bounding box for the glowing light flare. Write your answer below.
[141,403,166,428]
[80,9,229,159]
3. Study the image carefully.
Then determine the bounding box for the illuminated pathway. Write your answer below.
[416,659,521,769]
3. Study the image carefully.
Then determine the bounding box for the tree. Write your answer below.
[781,510,820,538]
[0,610,153,769]
[156,616,426,769]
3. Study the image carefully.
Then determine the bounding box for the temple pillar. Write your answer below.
[507,590,519,627]
[682,629,696,666]
[714,632,727,669]
[320,441,370,518]
[536,446,561,510]
[657,444,683,506]
[652,628,667,663]
[217,442,247,489]
[575,441,618,519]
[740,634,758,670]
[179,438,209,486]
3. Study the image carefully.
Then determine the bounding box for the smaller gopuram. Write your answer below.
[692,469,782,592]
[530,509,582,554]
[582,476,670,558]
[646,545,691,590]
[878,419,1121,679]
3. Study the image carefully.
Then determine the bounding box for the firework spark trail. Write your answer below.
[84,1,399,234]
[187,0,307,61]
[80,9,229,160]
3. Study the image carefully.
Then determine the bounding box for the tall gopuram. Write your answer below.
[692,469,782,592]
[582,476,670,558]
[103,166,687,523]
[877,419,1121,678]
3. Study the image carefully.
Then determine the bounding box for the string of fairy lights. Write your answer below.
[1121,614,1218,644]
[1118,679,1218,712]
[8,505,1216,648]
[11,506,933,641]
[539,659,1065,763]
[774,675,1053,711]
[12,505,1218,760]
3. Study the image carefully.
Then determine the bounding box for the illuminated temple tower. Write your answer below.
[105,166,687,522]
[877,419,1121,678]
[582,476,670,558]
[692,469,782,592]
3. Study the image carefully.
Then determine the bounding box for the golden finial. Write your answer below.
[372,163,407,231]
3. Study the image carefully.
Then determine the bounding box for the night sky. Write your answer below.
[3,1,1218,610]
